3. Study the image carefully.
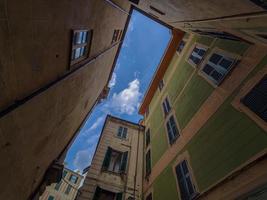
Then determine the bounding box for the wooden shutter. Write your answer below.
[116,193,123,200]
[146,129,150,147]
[122,128,127,139]
[120,151,128,172]
[102,147,112,170]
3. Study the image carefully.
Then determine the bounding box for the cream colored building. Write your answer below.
[40,168,83,200]
[77,115,144,200]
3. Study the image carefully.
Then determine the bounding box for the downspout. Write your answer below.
[133,125,141,199]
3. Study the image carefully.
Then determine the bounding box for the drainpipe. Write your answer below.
[133,125,141,199]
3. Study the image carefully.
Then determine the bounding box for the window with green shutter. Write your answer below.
[102,147,128,174]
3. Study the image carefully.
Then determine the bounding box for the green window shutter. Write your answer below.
[120,151,128,172]
[122,128,127,139]
[116,193,123,200]
[118,127,123,137]
[102,147,112,170]
[93,187,102,200]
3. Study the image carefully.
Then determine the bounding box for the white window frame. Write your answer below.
[165,113,180,145]
[199,48,240,87]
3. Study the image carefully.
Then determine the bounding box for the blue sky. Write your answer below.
[65,10,171,172]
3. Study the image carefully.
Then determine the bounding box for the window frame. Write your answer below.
[70,29,93,67]
[187,43,208,67]
[172,152,199,200]
[161,95,172,117]
[198,48,240,87]
[69,174,78,184]
[177,40,186,54]
[164,113,180,145]
[117,126,128,139]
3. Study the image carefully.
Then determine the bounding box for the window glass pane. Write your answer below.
[80,47,85,57]
[165,98,171,112]
[210,70,223,82]
[198,49,206,56]
[202,64,214,75]
[219,58,233,69]
[209,53,222,64]
[63,170,67,178]
[54,181,61,190]
[190,55,200,65]
[186,176,195,195]
[82,31,88,43]
[48,196,55,200]
[192,47,199,53]
[182,160,189,174]
[75,32,83,44]
[146,129,150,146]
[75,48,81,59]
[162,102,167,115]
[65,185,72,194]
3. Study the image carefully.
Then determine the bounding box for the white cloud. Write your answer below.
[108,73,117,88]
[88,116,105,132]
[87,134,100,146]
[108,79,142,115]
[73,149,92,171]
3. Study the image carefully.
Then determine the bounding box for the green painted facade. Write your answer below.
[144,34,267,200]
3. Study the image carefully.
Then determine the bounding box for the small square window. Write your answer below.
[177,40,186,53]
[117,126,127,139]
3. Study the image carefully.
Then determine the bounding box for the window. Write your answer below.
[146,193,153,200]
[166,115,179,144]
[117,126,127,139]
[175,160,197,200]
[188,46,207,66]
[145,129,151,147]
[150,6,165,15]
[111,29,122,44]
[63,170,67,178]
[201,53,236,85]
[250,0,267,10]
[102,147,128,173]
[177,40,186,53]
[241,75,267,122]
[54,181,62,191]
[69,174,78,184]
[162,97,171,116]
[146,150,151,177]
[158,79,164,91]
[71,30,92,65]
[65,185,72,195]
[48,196,55,200]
